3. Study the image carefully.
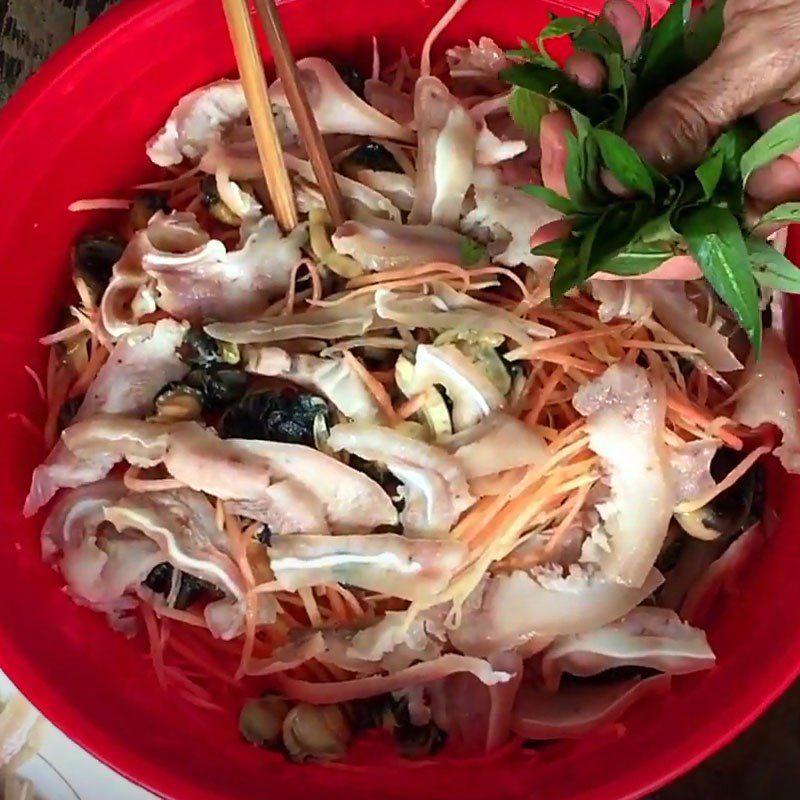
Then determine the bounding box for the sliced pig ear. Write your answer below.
[270,58,414,143]
[734,329,800,473]
[104,488,246,600]
[540,607,715,692]
[331,217,465,273]
[410,77,477,229]
[449,568,663,657]
[41,479,129,561]
[230,439,398,533]
[147,80,248,167]
[442,412,548,480]
[573,364,674,587]
[327,422,474,537]
[267,533,466,601]
[430,652,523,755]
[511,673,671,740]
[24,320,189,517]
[143,216,307,324]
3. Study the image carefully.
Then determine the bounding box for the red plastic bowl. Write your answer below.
[1,1,799,798]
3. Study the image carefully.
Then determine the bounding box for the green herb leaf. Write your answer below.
[752,202,800,229]
[550,238,583,301]
[591,201,656,270]
[506,42,557,67]
[520,185,576,214]
[563,130,597,211]
[741,111,800,186]
[459,238,486,266]
[695,150,725,201]
[677,206,762,353]
[530,238,566,258]
[572,18,623,59]
[578,215,605,276]
[636,212,680,243]
[685,0,727,65]
[638,0,692,86]
[537,16,591,59]
[747,236,800,292]
[693,125,757,206]
[499,64,605,121]
[601,241,679,275]
[508,86,549,137]
[593,128,656,199]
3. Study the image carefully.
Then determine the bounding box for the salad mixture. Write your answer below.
[23,0,800,762]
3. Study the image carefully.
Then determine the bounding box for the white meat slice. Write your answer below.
[449,567,664,656]
[101,213,208,339]
[147,80,249,166]
[573,364,674,587]
[669,440,719,505]
[331,216,466,272]
[227,481,330,535]
[734,328,800,472]
[645,281,742,373]
[541,607,715,691]
[104,489,245,600]
[142,216,308,324]
[270,58,414,142]
[328,423,474,537]
[409,77,477,228]
[24,320,188,516]
[461,166,560,269]
[231,437,397,532]
[267,533,467,601]
[442,412,548,479]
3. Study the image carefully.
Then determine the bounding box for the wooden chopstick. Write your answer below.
[221,0,298,232]
[253,0,347,227]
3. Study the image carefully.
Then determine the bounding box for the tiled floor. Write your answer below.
[1,1,798,798]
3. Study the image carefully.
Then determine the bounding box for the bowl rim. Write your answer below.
[1,1,799,799]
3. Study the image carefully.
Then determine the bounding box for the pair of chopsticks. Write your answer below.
[221,0,346,231]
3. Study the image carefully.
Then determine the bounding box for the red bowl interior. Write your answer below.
[1,1,799,798]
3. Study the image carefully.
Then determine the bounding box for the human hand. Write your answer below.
[576,0,800,206]
[534,0,800,277]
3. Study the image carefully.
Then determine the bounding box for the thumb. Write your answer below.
[625,2,800,173]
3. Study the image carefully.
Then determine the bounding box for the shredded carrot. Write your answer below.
[283,260,323,315]
[544,480,594,556]
[666,391,743,450]
[343,351,402,423]
[23,365,46,402]
[333,584,366,618]
[298,586,323,627]
[397,392,428,419]
[141,603,168,691]
[346,261,472,289]
[467,265,533,304]
[525,365,565,426]
[324,585,348,621]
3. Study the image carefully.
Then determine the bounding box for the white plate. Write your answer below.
[1,671,158,800]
